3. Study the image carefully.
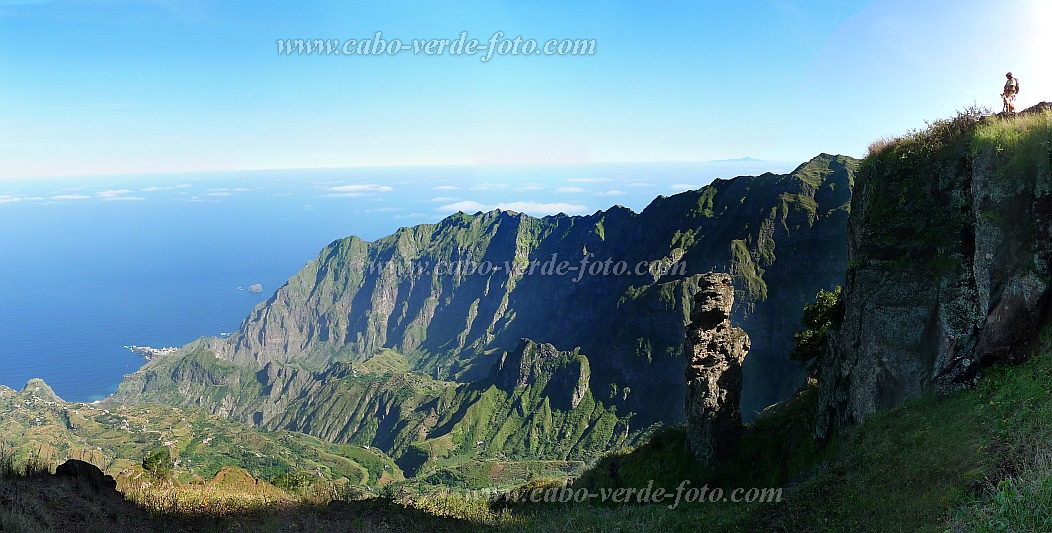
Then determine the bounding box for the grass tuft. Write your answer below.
[971,109,1052,185]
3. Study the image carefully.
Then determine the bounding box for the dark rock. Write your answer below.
[1018,102,1052,116]
[818,108,1052,438]
[684,273,750,466]
[56,459,118,494]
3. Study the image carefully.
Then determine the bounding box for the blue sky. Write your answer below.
[1,0,1049,179]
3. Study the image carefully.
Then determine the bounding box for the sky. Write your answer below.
[0,0,1049,179]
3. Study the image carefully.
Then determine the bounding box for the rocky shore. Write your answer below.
[124,345,179,361]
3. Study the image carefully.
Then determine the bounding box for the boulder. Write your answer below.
[56,459,118,494]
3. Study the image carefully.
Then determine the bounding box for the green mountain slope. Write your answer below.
[6,326,1048,532]
[110,154,856,470]
[520,326,1052,532]
[0,379,401,490]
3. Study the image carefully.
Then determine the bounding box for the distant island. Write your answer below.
[247,283,263,293]
[124,345,178,361]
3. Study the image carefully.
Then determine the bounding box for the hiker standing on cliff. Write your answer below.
[1002,72,1020,113]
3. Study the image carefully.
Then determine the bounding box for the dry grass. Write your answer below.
[124,481,291,517]
[866,136,900,157]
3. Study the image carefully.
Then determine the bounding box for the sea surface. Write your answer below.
[0,161,792,402]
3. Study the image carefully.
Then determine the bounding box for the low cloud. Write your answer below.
[567,177,612,183]
[93,189,146,201]
[596,190,626,196]
[141,184,192,192]
[436,200,588,216]
[556,186,586,193]
[670,183,700,191]
[0,194,43,204]
[326,184,394,198]
[437,200,488,212]
[328,184,393,193]
[96,189,134,199]
[469,183,509,191]
[432,185,458,191]
[394,212,431,220]
[49,194,91,201]
[499,201,588,215]
[206,187,251,195]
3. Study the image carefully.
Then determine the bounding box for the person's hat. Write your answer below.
[1007,72,1013,77]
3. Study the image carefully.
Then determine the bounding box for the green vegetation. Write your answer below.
[141,448,173,482]
[972,109,1052,184]
[730,238,767,301]
[357,349,412,375]
[4,121,1052,528]
[789,286,842,372]
[1,455,506,532]
[858,106,1051,280]
[0,383,402,493]
[7,334,1047,531]
[867,106,987,161]
[522,326,1052,531]
[859,107,985,268]
[693,186,718,218]
[111,153,857,465]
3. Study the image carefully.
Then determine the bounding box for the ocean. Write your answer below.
[0,161,791,402]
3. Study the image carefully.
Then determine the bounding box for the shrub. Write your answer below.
[790,286,843,373]
[142,448,173,483]
[867,136,898,158]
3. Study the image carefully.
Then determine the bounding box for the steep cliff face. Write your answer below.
[684,273,750,466]
[112,154,855,464]
[113,339,624,470]
[495,339,591,410]
[818,106,1052,437]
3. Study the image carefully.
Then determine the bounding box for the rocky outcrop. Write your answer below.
[21,378,62,402]
[56,459,118,494]
[817,107,1052,438]
[495,339,591,410]
[684,273,750,466]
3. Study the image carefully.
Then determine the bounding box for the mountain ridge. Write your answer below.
[109,153,857,470]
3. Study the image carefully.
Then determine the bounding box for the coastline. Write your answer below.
[124,345,179,361]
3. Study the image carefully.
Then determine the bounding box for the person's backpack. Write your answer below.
[1015,77,1020,93]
